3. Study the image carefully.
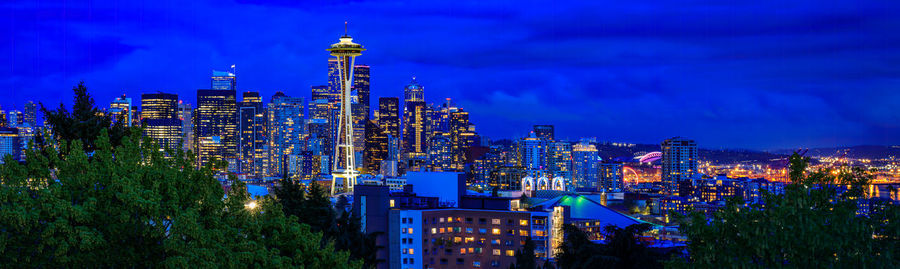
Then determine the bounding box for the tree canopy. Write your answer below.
[40,81,133,153]
[0,130,359,268]
[668,153,900,268]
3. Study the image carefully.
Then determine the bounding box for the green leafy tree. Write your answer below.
[555,224,617,268]
[510,237,537,269]
[273,179,379,268]
[668,153,900,268]
[0,130,359,268]
[40,81,133,154]
[554,223,665,269]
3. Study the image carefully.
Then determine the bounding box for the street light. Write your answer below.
[245,201,258,211]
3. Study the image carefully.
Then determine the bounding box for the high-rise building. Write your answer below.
[449,108,477,170]
[140,93,178,120]
[195,89,238,168]
[599,162,624,192]
[547,141,573,181]
[211,70,236,91]
[427,133,453,171]
[327,26,366,194]
[0,127,22,164]
[404,76,424,102]
[661,137,698,196]
[403,101,427,165]
[363,120,388,174]
[141,93,182,150]
[268,92,305,178]
[572,141,599,191]
[352,65,370,156]
[109,95,132,127]
[377,97,400,138]
[239,91,266,176]
[7,111,23,127]
[402,78,428,165]
[23,101,37,128]
[533,125,554,141]
[519,132,548,172]
[178,102,193,152]
[197,136,224,168]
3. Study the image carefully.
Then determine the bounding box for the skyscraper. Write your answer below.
[661,137,698,196]
[520,132,548,172]
[363,120,388,174]
[239,91,266,176]
[547,141,573,180]
[268,92,305,178]
[572,141,599,191]
[428,133,453,171]
[23,101,37,128]
[599,162,624,192]
[377,97,400,139]
[0,127,22,164]
[352,65,370,157]
[195,89,238,168]
[327,25,366,194]
[141,93,182,150]
[109,95,132,126]
[211,70,236,91]
[178,102,193,152]
[533,125,554,141]
[449,108,476,170]
[402,77,428,168]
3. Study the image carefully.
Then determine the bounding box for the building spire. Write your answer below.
[344,21,348,35]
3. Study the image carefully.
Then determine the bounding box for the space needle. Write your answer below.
[329,22,365,195]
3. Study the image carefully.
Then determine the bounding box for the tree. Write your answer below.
[273,179,380,268]
[510,237,537,269]
[0,130,359,268]
[40,81,133,154]
[668,153,900,268]
[554,223,665,269]
[555,224,616,269]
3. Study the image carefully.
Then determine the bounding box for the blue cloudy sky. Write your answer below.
[2,0,899,150]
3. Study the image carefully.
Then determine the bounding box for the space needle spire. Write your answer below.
[328,22,366,195]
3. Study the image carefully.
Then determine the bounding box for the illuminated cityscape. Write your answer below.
[3,1,900,268]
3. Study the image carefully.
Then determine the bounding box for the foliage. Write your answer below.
[555,223,665,269]
[668,153,900,268]
[510,237,537,269]
[273,179,379,268]
[0,130,359,268]
[40,81,133,154]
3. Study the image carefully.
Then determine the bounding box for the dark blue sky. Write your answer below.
[3,0,899,150]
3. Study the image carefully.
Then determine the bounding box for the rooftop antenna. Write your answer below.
[344,21,348,35]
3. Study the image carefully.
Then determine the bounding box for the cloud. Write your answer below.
[1,0,898,149]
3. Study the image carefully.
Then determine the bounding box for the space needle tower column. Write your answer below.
[329,22,366,195]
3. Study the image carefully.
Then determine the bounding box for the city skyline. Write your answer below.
[3,0,900,150]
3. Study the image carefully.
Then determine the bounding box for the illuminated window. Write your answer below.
[492,249,501,256]
[390,200,395,207]
[460,248,466,254]
[491,228,500,235]
[440,218,445,223]
[440,228,445,233]
[466,228,473,233]
[465,237,474,243]
[454,237,462,243]
[506,250,515,256]
[479,228,487,234]
[468,248,474,254]
[409,248,414,255]
[519,220,529,226]
[492,219,501,225]
[491,239,500,245]
[432,228,436,234]
[519,230,529,236]
[408,228,414,234]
